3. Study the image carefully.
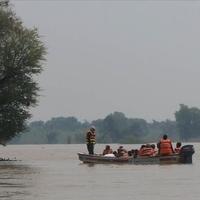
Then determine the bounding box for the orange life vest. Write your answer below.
[139,147,154,156]
[159,139,173,155]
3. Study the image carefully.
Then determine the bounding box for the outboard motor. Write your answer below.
[179,145,195,164]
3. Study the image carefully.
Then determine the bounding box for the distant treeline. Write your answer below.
[11,104,200,144]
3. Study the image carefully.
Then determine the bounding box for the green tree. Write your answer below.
[100,112,128,142]
[45,117,82,131]
[175,104,200,141]
[0,1,46,144]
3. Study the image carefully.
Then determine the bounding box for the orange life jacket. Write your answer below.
[159,139,173,155]
[86,131,96,144]
[139,147,154,156]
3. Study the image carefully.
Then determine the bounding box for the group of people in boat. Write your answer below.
[102,145,129,158]
[101,134,182,158]
[137,137,182,157]
[85,126,182,158]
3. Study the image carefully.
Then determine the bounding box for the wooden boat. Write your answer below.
[78,153,130,164]
[78,145,195,165]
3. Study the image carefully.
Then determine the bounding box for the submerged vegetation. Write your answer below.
[11,104,200,144]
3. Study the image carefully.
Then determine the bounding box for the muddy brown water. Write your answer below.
[0,144,199,200]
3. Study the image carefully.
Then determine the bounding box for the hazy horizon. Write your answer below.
[11,0,200,122]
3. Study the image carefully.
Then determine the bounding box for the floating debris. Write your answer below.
[0,158,19,161]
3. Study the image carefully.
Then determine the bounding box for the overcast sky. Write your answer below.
[10,0,200,122]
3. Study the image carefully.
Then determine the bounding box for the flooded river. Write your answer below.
[0,143,200,200]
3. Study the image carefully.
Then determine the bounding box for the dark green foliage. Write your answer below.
[15,104,200,144]
[175,104,200,141]
[10,117,85,144]
[98,112,128,142]
[144,119,179,142]
[47,131,58,144]
[0,1,46,144]
[92,112,149,143]
[0,0,8,7]
[12,111,182,144]
[45,117,82,131]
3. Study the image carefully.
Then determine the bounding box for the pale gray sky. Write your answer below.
[11,0,200,122]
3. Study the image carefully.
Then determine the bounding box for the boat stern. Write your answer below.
[179,145,195,164]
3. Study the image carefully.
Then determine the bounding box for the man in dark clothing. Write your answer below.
[86,126,96,154]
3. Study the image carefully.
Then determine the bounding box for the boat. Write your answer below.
[78,145,195,165]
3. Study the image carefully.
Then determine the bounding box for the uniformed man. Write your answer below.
[86,126,96,155]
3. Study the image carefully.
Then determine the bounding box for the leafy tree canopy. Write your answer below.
[0,0,46,144]
[175,104,200,141]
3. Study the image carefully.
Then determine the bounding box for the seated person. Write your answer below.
[174,142,182,154]
[103,145,113,155]
[133,149,139,158]
[117,146,128,158]
[158,134,174,156]
[113,151,118,157]
[138,144,154,157]
[128,149,139,157]
[138,145,146,155]
[128,149,135,157]
[151,144,158,156]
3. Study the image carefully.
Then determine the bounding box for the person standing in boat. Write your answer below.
[158,134,174,156]
[86,126,96,155]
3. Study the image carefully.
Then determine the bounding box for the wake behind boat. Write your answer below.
[78,145,195,165]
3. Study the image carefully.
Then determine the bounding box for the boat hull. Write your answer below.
[78,153,193,165]
[131,154,181,165]
[78,153,130,164]
[78,145,194,165]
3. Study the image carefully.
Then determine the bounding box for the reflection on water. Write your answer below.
[0,144,199,200]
